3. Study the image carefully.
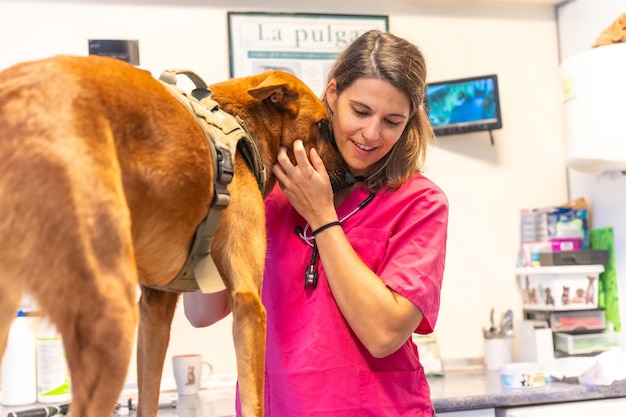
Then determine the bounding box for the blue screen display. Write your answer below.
[425,74,502,136]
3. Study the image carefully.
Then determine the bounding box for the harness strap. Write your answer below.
[150,69,265,293]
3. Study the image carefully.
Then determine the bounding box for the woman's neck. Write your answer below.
[333,183,359,207]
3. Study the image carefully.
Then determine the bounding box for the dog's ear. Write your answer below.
[248,74,300,117]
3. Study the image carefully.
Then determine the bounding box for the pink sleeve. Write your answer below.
[380,186,449,334]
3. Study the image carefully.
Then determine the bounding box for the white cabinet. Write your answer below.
[561,43,626,173]
[495,398,626,417]
[438,409,495,417]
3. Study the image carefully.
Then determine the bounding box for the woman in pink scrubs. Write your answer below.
[185,30,448,417]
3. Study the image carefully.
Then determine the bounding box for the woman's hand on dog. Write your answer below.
[272,140,338,230]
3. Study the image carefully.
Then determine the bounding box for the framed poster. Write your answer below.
[228,12,389,95]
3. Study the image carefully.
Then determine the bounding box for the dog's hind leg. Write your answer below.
[37,201,139,417]
[0,137,139,417]
[10,205,139,417]
[58,273,137,417]
[213,167,267,417]
[136,287,179,417]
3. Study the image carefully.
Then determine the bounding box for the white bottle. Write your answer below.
[1,310,37,406]
[36,318,71,403]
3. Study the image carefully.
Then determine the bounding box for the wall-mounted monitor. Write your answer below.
[88,39,140,65]
[425,74,502,137]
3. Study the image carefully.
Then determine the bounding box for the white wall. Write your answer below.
[391,5,567,367]
[556,1,626,339]
[0,0,567,384]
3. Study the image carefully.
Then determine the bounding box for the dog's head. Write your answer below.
[208,70,354,195]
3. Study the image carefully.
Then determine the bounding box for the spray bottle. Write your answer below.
[36,318,71,403]
[1,310,37,406]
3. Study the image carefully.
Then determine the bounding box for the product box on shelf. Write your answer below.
[539,250,609,267]
[516,265,604,311]
[554,331,622,355]
[524,309,606,333]
[518,199,590,267]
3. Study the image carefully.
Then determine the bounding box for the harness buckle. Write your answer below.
[216,146,234,184]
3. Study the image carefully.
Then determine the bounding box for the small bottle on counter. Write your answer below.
[1,310,37,406]
[36,318,71,403]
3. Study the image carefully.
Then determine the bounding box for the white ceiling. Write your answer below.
[54,0,568,10]
[414,0,566,4]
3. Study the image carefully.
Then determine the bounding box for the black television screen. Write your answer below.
[425,74,502,136]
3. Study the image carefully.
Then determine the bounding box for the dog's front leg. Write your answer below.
[231,289,266,417]
[136,287,179,417]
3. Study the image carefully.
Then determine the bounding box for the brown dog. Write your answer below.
[592,12,626,48]
[0,55,351,417]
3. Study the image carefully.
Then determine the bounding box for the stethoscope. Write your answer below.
[296,191,375,290]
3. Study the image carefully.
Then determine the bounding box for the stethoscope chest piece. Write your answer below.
[304,264,318,290]
[299,191,375,292]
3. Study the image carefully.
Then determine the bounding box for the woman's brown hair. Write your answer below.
[322,30,435,192]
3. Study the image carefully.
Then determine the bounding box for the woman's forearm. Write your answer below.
[183,289,231,328]
[314,227,423,358]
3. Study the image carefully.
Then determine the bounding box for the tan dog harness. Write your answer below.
[152,69,266,293]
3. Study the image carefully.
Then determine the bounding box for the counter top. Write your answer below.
[3,371,626,416]
[430,370,626,412]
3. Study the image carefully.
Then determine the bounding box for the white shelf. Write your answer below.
[516,264,605,275]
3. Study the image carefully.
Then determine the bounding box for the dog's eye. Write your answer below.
[317,120,330,142]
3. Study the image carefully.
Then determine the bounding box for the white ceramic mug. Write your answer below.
[172,354,213,396]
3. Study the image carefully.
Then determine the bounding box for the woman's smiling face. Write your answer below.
[326,77,411,177]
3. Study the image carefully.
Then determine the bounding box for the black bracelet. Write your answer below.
[312,221,342,236]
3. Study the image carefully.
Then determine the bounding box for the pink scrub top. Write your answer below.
[256,173,448,417]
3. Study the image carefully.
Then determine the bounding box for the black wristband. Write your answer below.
[312,221,342,236]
